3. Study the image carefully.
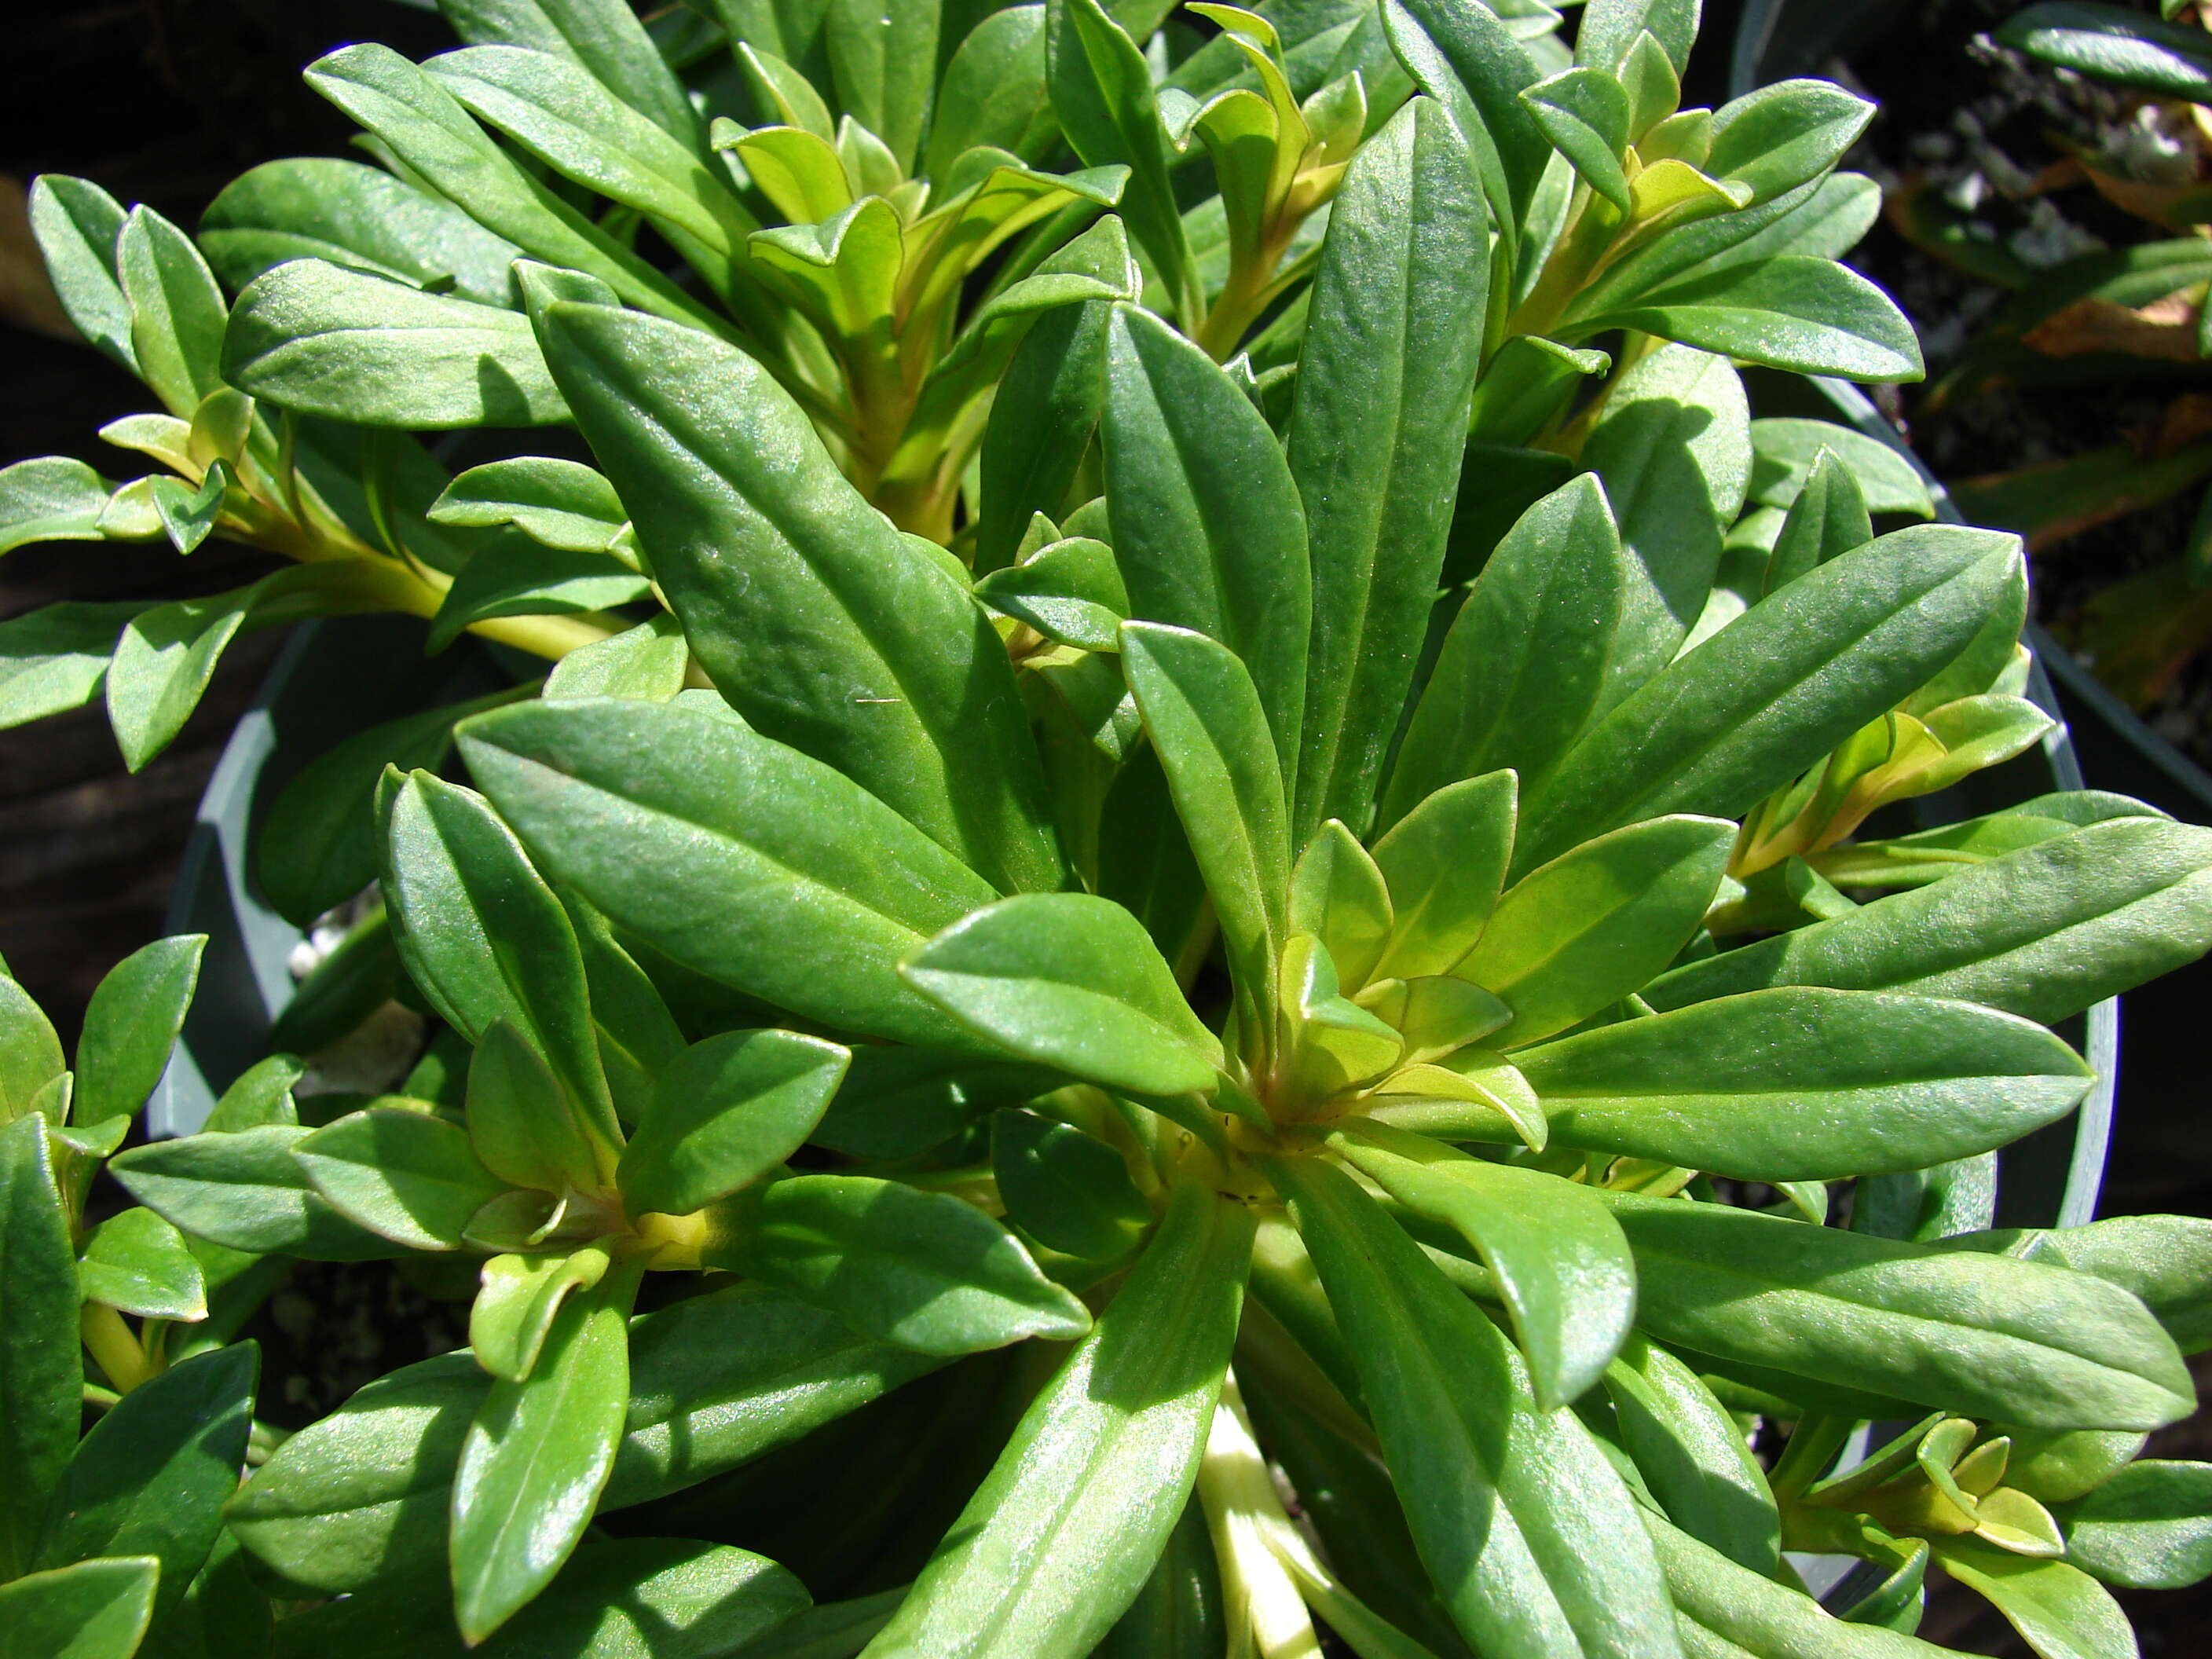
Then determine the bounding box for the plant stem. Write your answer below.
[80,1304,151,1395]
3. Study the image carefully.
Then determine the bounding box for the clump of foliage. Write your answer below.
[6,2,2212,1658]
[1895,0,2212,704]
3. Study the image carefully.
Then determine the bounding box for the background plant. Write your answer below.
[5,2,2212,1657]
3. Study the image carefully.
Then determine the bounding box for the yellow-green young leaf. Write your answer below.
[1357,974,1511,1064]
[1370,771,1518,981]
[78,1206,207,1320]
[2,1116,79,1578]
[1331,1119,1636,1410]
[617,1028,848,1218]
[467,1021,613,1197]
[1459,814,1734,1049]
[0,1558,159,1659]
[991,1108,1153,1262]
[1289,820,1393,991]
[903,892,1220,1098]
[450,1263,640,1643]
[861,1179,1251,1658]
[1266,1154,1678,1659]
[295,1106,514,1251]
[1365,1051,1547,1150]
[1932,1536,2133,1659]
[471,1242,612,1384]
[716,1174,1091,1356]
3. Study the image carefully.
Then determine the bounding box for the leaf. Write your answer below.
[427,540,650,652]
[0,1557,159,1659]
[822,0,939,170]
[1747,418,1935,518]
[859,1179,1250,1658]
[73,935,203,1126]
[451,1265,637,1642]
[1046,0,1202,327]
[928,5,1055,178]
[1998,2,2212,101]
[1593,1189,2194,1430]
[1290,96,1490,840]
[1765,449,1874,593]
[533,299,1064,895]
[149,458,231,555]
[0,978,67,1123]
[1932,1536,2133,1659]
[1,1116,79,1579]
[812,1048,1060,1160]
[992,1108,1153,1262]
[383,771,618,1146]
[1102,306,1311,781]
[1289,821,1393,991]
[295,1107,511,1251]
[2055,1459,2212,1590]
[1705,79,1873,204]
[471,1245,610,1384]
[1605,1335,1781,1575]
[1570,255,1925,383]
[223,259,567,428]
[718,1174,1090,1356]
[1522,67,1632,207]
[1119,624,1291,1049]
[466,1020,613,1198]
[119,206,229,419]
[976,299,1111,574]
[1643,1513,1950,1659]
[79,1207,207,1320]
[456,698,1002,1052]
[39,1343,258,1625]
[0,456,115,555]
[430,456,627,554]
[1656,815,2212,1027]
[902,892,1221,1097]
[198,156,523,306]
[110,1126,406,1262]
[1957,1214,2212,1357]
[1368,771,1518,983]
[1382,0,1549,246]
[974,536,1127,653]
[1521,987,2093,1181]
[28,174,137,373]
[542,613,691,702]
[203,1055,305,1133]
[1516,526,2022,873]
[492,1537,811,1658]
[1268,1154,1679,1659]
[104,583,260,773]
[1332,1120,1635,1412]
[0,602,140,735]
[1580,343,1750,709]
[1459,814,1734,1049]
[616,1028,848,1218]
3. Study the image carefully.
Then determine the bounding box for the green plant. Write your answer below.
[1892,0,2212,704]
[8,1,2212,1657]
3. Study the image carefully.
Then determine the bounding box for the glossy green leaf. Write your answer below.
[976,299,1111,574]
[991,1108,1152,1262]
[542,613,691,702]
[198,156,522,306]
[903,892,1221,1097]
[1649,815,2212,1026]
[1459,814,1733,1049]
[1,1115,79,1579]
[430,456,626,553]
[1522,67,1632,207]
[451,1265,638,1642]
[1289,820,1393,991]
[1594,1189,2194,1430]
[383,770,617,1144]
[1522,987,2093,1181]
[1765,449,1873,593]
[111,1126,406,1262]
[720,1174,1090,1356]
[860,1179,1250,1658]
[1291,96,1489,840]
[1705,79,1873,203]
[1932,1536,2132,1659]
[28,175,137,374]
[1119,623,1291,1046]
[929,5,1055,178]
[202,1054,305,1133]
[1605,1335,1781,1575]
[1518,525,2022,872]
[0,602,141,735]
[617,1028,848,1217]
[104,582,261,774]
[533,299,1064,895]
[2055,1459,2212,1590]
[73,935,203,1126]
[0,1556,159,1659]
[39,1343,257,1625]
[811,1048,1060,1161]
[1998,2,2212,101]
[0,979,67,1123]
[467,1020,612,1196]
[295,1106,511,1250]
[118,206,228,419]
[1333,1120,1635,1412]
[1748,417,1935,518]
[457,698,1002,1051]
[1102,306,1310,779]
[1269,1154,1679,1659]
[148,459,229,555]
[427,541,649,653]
[79,1207,207,1320]
[0,456,115,556]
[1580,344,1749,709]
[974,536,1126,652]
[1369,771,1518,982]
[822,0,938,170]
[471,1244,610,1384]
[1571,255,1925,383]
[1046,0,1201,327]
[1382,0,1549,245]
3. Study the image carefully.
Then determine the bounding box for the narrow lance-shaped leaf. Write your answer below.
[1605,1334,1783,1576]
[533,298,1065,895]
[294,1106,513,1251]
[439,0,702,144]
[860,1179,1252,1659]
[0,1115,79,1580]
[73,933,203,1126]
[616,1028,849,1218]
[1290,96,1489,842]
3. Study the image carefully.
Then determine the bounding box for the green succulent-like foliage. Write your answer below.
[6,2,2212,1658]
